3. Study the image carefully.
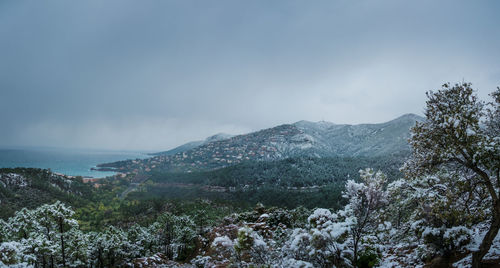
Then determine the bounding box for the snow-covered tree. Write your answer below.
[153,213,198,261]
[127,224,155,258]
[282,169,389,267]
[64,228,89,267]
[33,201,79,267]
[4,208,42,266]
[8,208,37,241]
[344,168,388,264]
[386,171,488,262]
[403,82,500,267]
[87,226,133,267]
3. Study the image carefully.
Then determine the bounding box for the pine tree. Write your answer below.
[403,83,500,267]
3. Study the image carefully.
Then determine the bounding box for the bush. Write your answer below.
[355,248,379,268]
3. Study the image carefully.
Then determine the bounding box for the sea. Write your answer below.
[0,147,150,178]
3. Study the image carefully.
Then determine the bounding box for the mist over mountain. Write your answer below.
[152,133,234,156]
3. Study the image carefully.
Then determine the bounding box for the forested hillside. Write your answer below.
[0,168,93,219]
[128,155,405,209]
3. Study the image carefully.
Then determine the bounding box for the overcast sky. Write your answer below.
[1,0,499,151]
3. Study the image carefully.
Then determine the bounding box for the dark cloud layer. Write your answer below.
[1,0,499,150]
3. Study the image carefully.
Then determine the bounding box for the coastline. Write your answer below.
[0,148,147,179]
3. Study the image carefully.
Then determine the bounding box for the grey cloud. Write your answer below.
[1,0,499,150]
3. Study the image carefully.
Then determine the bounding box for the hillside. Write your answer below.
[147,155,404,188]
[0,168,94,219]
[151,133,234,156]
[126,155,405,209]
[98,114,423,173]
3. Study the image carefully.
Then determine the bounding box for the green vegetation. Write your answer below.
[125,155,403,209]
[148,155,404,187]
[0,168,238,232]
[0,168,93,219]
[0,154,404,230]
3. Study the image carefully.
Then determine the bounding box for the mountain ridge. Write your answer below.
[151,133,234,156]
[98,113,424,173]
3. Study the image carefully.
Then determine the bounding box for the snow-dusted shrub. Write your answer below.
[234,226,268,264]
[283,208,352,267]
[0,241,29,265]
[308,208,336,228]
[355,247,380,268]
[290,206,312,229]
[285,228,312,260]
[235,227,254,254]
[389,172,484,261]
[190,255,212,268]
[211,234,235,262]
[281,170,391,267]
[280,257,314,268]
[415,225,473,257]
[272,224,290,247]
[443,227,473,251]
[382,167,493,266]
[266,209,292,228]
[212,235,234,248]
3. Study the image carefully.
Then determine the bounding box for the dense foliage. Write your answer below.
[134,156,403,209]
[148,156,404,187]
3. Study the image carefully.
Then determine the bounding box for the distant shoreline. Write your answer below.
[0,148,147,178]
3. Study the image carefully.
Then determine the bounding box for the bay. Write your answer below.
[0,147,149,178]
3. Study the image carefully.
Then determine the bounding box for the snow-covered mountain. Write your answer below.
[292,113,424,157]
[99,114,423,173]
